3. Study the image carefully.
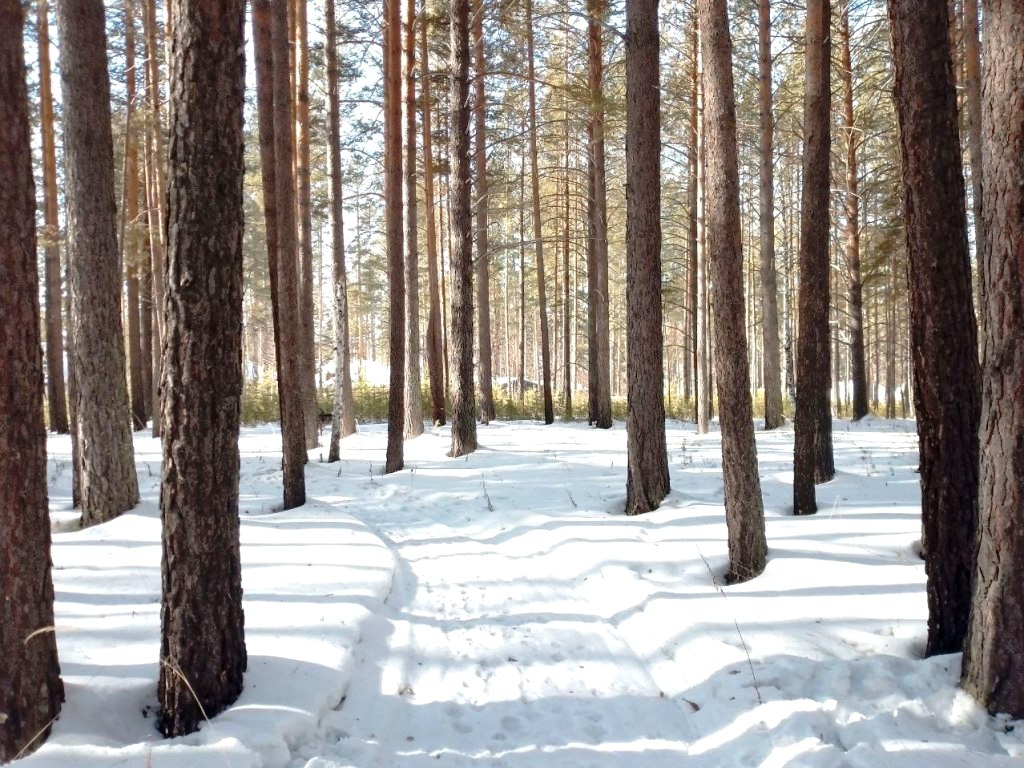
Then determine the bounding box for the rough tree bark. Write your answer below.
[758,0,783,429]
[158,0,248,737]
[37,0,69,435]
[624,0,670,515]
[448,0,478,457]
[326,0,356,458]
[0,2,65,755]
[404,0,424,438]
[699,0,767,582]
[271,0,307,508]
[57,0,141,527]
[888,0,980,656]
[962,0,1024,717]
[384,0,406,473]
[792,0,834,515]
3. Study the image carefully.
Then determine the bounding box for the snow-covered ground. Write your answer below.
[20,418,1023,767]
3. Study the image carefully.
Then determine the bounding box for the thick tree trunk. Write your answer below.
[158,0,247,737]
[624,0,669,515]
[326,0,356,459]
[757,0,783,430]
[526,0,554,425]
[586,0,612,429]
[888,0,980,656]
[295,0,319,450]
[793,0,834,515]
[840,8,868,421]
[57,0,141,527]
[271,0,307,508]
[963,0,1024,716]
[421,7,445,427]
[699,0,767,582]
[384,0,406,472]
[472,0,494,424]
[448,0,477,457]
[0,3,64,755]
[37,0,69,435]
[404,0,424,438]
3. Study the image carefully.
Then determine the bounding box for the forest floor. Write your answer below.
[21,418,1024,767]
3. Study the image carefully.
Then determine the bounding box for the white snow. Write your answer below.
[20,418,1024,767]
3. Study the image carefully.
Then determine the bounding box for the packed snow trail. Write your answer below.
[290,433,694,767]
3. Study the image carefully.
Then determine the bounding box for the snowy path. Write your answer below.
[291,474,694,767]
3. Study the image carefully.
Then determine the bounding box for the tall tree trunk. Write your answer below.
[57,0,141,527]
[792,0,834,515]
[295,0,318,449]
[0,2,64,755]
[624,0,669,515]
[840,6,868,421]
[695,20,710,435]
[687,20,699,421]
[158,0,247,737]
[699,0,767,582]
[472,0,495,424]
[448,0,477,457]
[421,6,445,426]
[888,0,980,656]
[37,0,69,435]
[518,140,527,401]
[326,0,356,457]
[404,0,424,438]
[384,0,406,472]
[65,251,81,508]
[526,0,554,425]
[962,0,1024,716]
[757,0,783,430]
[962,0,984,313]
[142,0,166,438]
[561,91,572,421]
[272,0,307,508]
[586,0,611,429]
[123,0,147,431]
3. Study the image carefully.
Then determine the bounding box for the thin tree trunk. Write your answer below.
[472,0,494,424]
[962,0,1024,715]
[687,20,699,420]
[384,0,406,472]
[624,0,669,515]
[962,0,984,314]
[518,139,527,402]
[700,0,767,582]
[420,6,445,427]
[448,0,477,457]
[888,0,980,656]
[272,0,307,507]
[326,0,356,458]
[37,0,69,434]
[57,0,141,527]
[793,0,834,515]
[0,2,64,755]
[526,0,554,424]
[404,0,424,438]
[695,20,710,434]
[561,95,572,421]
[758,0,783,429]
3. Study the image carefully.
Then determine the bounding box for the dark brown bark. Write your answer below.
[888,0,980,656]
[448,0,477,457]
[326,0,356,459]
[792,0,834,515]
[472,0,494,424]
[272,0,307,508]
[840,7,868,421]
[0,2,64,755]
[624,0,669,515]
[687,19,699,423]
[757,0,783,430]
[385,0,406,472]
[295,0,318,450]
[421,7,446,427]
[963,0,1024,715]
[404,0,424,438]
[158,0,247,737]
[526,0,554,425]
[57,0,141,527]
[699,0,767,582]
[37,0,69,435]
